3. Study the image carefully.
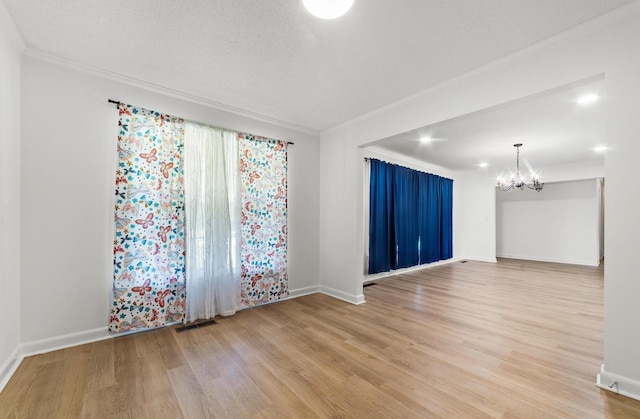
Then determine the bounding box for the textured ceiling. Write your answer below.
[3,0,634,132]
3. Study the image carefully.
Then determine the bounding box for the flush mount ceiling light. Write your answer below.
[497,143,543,192]
[419,136,447,144]
[576,93,600,106]
[302,0,354,19]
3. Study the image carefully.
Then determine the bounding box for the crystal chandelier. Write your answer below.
[496,143,543,192]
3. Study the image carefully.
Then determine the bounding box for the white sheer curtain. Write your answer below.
[184,122,241,321]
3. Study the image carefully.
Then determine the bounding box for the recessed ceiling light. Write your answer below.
[419,137,432,143]
[593,145,609,152]
[576,93,600,106]
[302,0,354,19]
[478,162,489,168]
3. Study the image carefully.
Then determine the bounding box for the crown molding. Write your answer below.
[0,1,26,52]
[23,48,319,136]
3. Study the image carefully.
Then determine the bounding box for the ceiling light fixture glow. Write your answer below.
[593,145,609,152]
[576,93,600,106]
[478,162,489,168]
[302,0,354,19]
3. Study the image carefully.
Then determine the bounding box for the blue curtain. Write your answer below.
[393,166,419,268]
[368,160,395,274]
[368,159,453,274]
[418,172,441,264]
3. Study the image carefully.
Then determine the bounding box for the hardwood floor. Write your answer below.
[2,258,640,418]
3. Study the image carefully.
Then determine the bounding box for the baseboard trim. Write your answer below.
[320,286,365,305]
[496,254,600,267]
[20,327,112,358]
[0,346,22,393]
[597,364,640,402]
[466,256,498,263]
[286,285,321,299]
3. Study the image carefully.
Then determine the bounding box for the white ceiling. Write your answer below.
[3,0,633,133]
[369,77,607,175]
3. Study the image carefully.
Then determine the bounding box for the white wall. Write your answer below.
[537,160,604,183]
[496,179,601,266]
[456,173,497,263]
[318,1,640,401]
[602,8,640,397]
[319,131,364,303]
[0,0,24,389]
[19,54,321,346]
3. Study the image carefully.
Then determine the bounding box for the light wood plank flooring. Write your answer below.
[2,259,640,418]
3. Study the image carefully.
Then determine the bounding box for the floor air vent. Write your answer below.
[175,319,217,333]
[460,260,468,263]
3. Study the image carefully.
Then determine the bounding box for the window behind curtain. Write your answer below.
[111,104,289,332]
[368,158,453,274]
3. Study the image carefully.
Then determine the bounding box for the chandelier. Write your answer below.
[496,143,543,192]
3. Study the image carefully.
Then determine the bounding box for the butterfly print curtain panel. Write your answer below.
[238,134,288,307]
[110,104,186,332]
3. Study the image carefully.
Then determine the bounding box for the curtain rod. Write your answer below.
[363,157,452,180]
[108,99,294,145]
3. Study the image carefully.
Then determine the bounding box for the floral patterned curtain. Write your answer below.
[238,134,288,307]
[110,104,186,332]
